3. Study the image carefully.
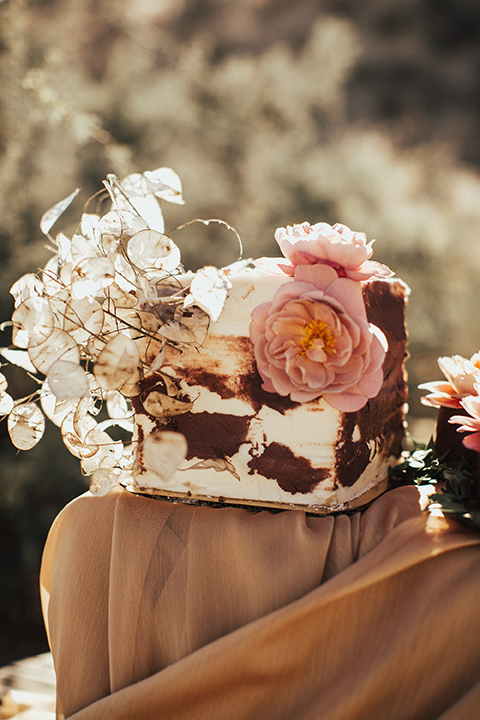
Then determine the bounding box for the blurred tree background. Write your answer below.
[1,0,480,664]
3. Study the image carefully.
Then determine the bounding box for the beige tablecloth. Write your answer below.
[40,485,480,720]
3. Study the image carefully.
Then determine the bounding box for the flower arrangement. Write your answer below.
[249,222,392,412]
[389,440,480,531]
[420,352,480,452]
[0,168,238,495]
[404,352,480,530]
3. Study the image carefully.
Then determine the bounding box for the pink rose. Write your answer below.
[419,353,480,409]
[249,264,388,412]
[256,222,393,281]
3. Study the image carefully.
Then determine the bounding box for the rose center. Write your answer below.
[297,319,336,356]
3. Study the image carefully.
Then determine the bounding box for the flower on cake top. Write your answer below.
[419,353,480,409]
[256,221,393,281]
[249,263,388,412]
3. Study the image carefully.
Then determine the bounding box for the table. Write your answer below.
[40,485,480,720]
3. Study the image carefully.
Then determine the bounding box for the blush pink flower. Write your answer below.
[256,222,393,281]
[249,264,388,412]
[419,353,480,409]
[449,391,480,452]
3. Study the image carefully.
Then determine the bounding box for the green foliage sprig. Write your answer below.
[389,438,480,531]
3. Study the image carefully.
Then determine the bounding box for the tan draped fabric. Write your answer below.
[40,485,480,720]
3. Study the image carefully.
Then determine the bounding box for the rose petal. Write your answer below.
[462,432,480,452]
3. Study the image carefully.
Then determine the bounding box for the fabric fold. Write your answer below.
[41,485,480,720]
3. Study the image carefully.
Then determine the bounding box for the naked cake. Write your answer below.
[131,222,409,512]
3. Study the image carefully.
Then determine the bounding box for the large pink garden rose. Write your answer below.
[249,264,388,412]
[256,222,393,281]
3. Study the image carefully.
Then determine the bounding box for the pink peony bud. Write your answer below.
[272,221,393,281]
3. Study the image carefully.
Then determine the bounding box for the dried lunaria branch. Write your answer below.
[0,167,243,495]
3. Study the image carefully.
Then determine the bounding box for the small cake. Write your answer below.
[132,223,409,513]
